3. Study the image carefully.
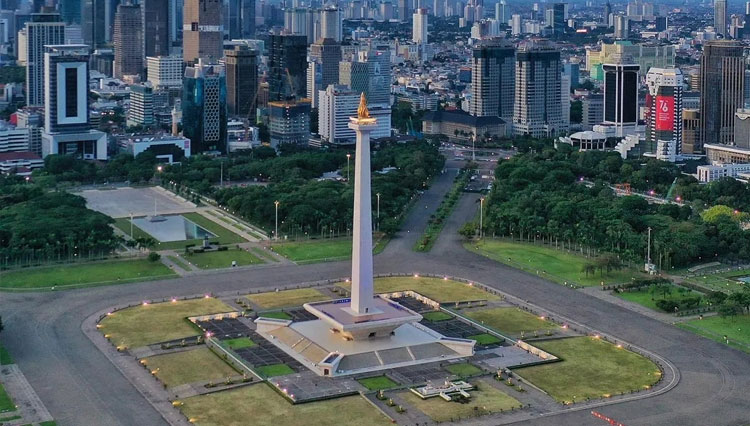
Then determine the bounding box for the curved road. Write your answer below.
[2,164,749,426]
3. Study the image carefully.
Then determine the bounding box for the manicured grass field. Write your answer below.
[271,236,388,263]
[166,255,192,271]
[678,314,750,353]
[466,307,559,337]
[0,382,14,413]
[247,288,329,309]
[0,344,12,365]
[513,337,660,403]
[255,363,295,377]
[615,286,704,312]
[357,375,399,391]
[339,277,500,303]
[98,298,234,348]
[0,259,175,290]
[467,333,503,346]
[187,249,263,269]
[144,348,238,388]
[257,311,293,320]
[249,247,278,263]
[401,381,521,422]
[221,337,256,350]
[113,213,248,251]
[422,311,454,322]
[467,240,645,287]
[180,383,391,426]
[683,269,749,294]
[444,362,483,378]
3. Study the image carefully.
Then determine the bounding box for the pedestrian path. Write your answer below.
[0,364,53,425]
[197,208,267,242]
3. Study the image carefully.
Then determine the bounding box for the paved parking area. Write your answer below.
[79,187,196,218]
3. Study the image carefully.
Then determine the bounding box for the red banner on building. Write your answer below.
[655,95,674,131]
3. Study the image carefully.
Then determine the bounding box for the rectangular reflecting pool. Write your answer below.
[132,215,216,242]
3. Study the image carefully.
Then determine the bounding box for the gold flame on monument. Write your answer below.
[358,93,370,119]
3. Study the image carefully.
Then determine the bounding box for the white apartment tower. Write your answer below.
[24,13,65,107]
[413,8,428,43]
[319,84,360,145]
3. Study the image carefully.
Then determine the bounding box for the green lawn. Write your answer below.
[466,307,559,337]
[166,255,192,271]
[0,383,14,413]
[467,239,645,287]
[678,314,750,353]
[144,348,238,388]
[468,333,503,346]
[0,344,12,365]
[683,269,749,294]
[513,337,660,403]
[0,414,22,422]
[249,247,279,263]
[401,381,521,422]
[186,249,263,269]
[247,288,329,309]
[39,422,58,426]
[98,298,234,348]
[615,286,704,312]
[0,259,175,290]
[179,383,391,426]
[357,375,399,391]
[255,363,295,377]
[258,311,292,320]
[339,277,500,303]
[221,337,256,350]
[444,362,483,378]
[271,236,388,263]
[422,311,454,322]
[113,212,248,251]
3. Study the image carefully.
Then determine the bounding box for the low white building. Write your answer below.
[697,163,750,183]
[116,134,191,163]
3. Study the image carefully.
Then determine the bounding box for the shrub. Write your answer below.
[678,296,701,310]
[147,252,161,262]
[655,299,679,312]
[217,246,229,251]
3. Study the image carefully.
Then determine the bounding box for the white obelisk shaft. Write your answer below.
[349,119,377,315]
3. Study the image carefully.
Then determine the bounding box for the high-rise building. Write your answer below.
[434,0,445,18]
[398,0,411,22]
[24,13,65,107]
[147,55,183,89]
[242,0,255,38]
[545,3,567,35]
[413,8,428,43]
[182,60,227,153]
[464,0,483,23]
[82,0,106,48]
[318,84,359,144]
[603,2,612,26]
[42,45,107,159]
[310,38,342,91]
[603,54,639,129]
[682,109,700,154]
[699,40,745,148]
[268,34,308,102]
[183,0,223,66]
[495,0,506,23]
[320,6,342,42]
[284,7,314,43]
[511,14,521,35]
[614,14,628,39]
[582,93,604,130]
[469,39,515,122]
[715,0,727,38]
[513,40,565,137]
[269,99,311,146]
[113,3,142,79]
[60,0,82,25]
[645,67,683,161]
[142,0,169,58]
[655,16,667,32]
[127,84,155,128]
[224,45,258,118]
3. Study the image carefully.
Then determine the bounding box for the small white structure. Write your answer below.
[410,380,475,400]
[557,130,607,151]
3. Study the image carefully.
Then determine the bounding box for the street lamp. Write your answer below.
[274,200,280,241]
[479,197,484,239]
[129,212,134,239]
[346,153,351,183]
[376,192,381,230]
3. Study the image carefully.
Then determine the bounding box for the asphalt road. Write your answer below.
[2,159,749,426]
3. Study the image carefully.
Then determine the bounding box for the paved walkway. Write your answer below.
[0,363,53,425]
[196,208,266,242]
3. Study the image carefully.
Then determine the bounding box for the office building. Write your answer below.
[398,0,411,22]
[24,13,65,107]
[60,0,82,25]
[339,49,391,108]
[310,38,342,91]
[511,14,521,35]
[469,39,515,122]
[699,40,745,148]
[127,84,155,127]
[715,0,727,38]
[495,0,506,22]
[82,0,106,48]
[545,3,567,35]
[146,55,183,89]
[464,0,483,23]
[113,3,143,79]
[284,7,314,43]
[586,41,675,79]
[183,0,223,66]
[603,2,612,26]
[645,67,683,161]
[319,84,359,145]
[42,45,107,160]
[614,14,628,39]
[682,109,700,154]
[182,60,227,153]
[268,34,308,102]
[413,8,428,43]
[655,16,667,32]
[142,0,169,58]
[582,94,604,130]
[513,40,565,137]
[269,99,311,147]
[225,45,258,118]
[320,6,342,42]
[603,54,639,129]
